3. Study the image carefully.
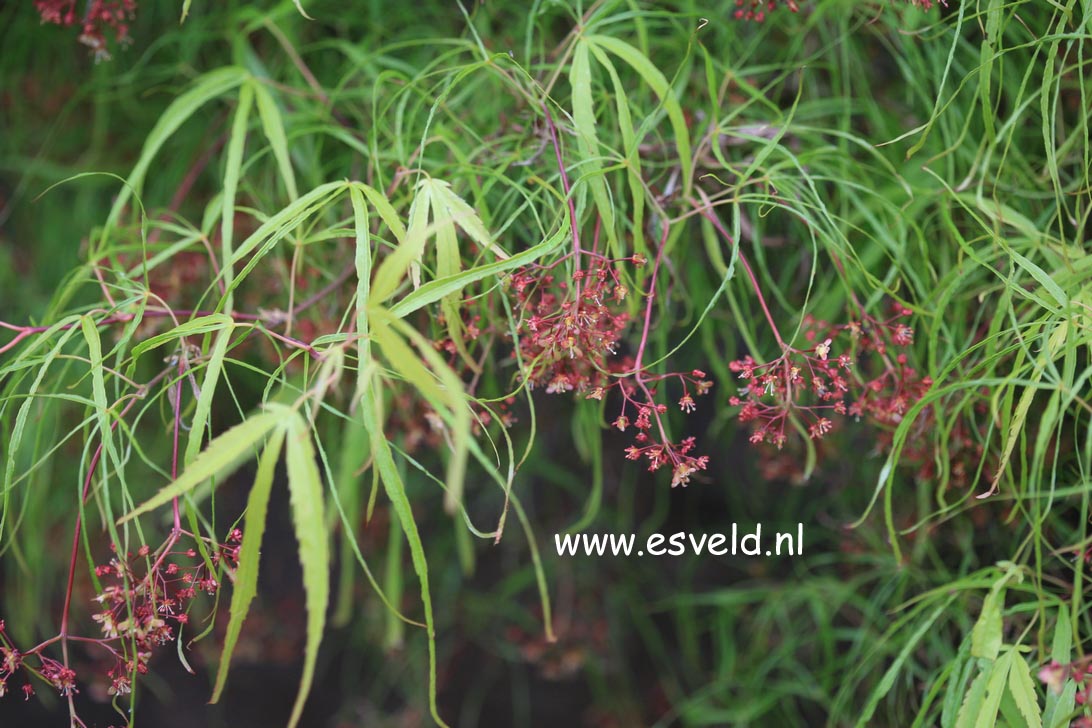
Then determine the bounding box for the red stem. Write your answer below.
[698,205,785,349]
[632,222,672,448]
[543,105,582,277]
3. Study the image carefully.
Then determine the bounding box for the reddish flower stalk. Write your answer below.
[542,104,582,279]
[696,202,929,453]
[0,354,243,722]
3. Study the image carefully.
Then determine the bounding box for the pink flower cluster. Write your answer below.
[1039,657,1092,725]
[0,529,240,713]
[510,257,633,394]
[34,0,136,60]
[509,252,712,487]
[609,369,713,488]
[729,303,929,449]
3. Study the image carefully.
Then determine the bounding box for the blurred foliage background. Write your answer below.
[2,1,1091,727]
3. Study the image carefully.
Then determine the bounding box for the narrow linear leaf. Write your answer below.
[854,601,951,727]
[1043,680,1077,728]
[184,323,235,467]
[389,218,568,319]
[1051,605,1072,663]
[254,82,299,200]
[359,386,449,728]
[128,314,233,374]
[350,185,373,405]
[119,409,284,524]
[221,82,256,311]
[428,178,508,259]
[106,67,249,231]
[371,181,431,300]
[987,321,1068,497]
[284,413,330,728]
[955,663,991,728]
[941,651,974,728]
[976,650,1014,728]
[587,34,693,196]
[971,584,1005,660]
[1045,605,1075,724]
[210,426,285,703]
[570,39,616,250]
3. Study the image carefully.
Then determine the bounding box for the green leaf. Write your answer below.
[359,386,449,727]
[371,180,431,300]
[979,0,1003,140]
[588,42,645,255]
[221,81,255,311]
[587,34,693,196]
[283,413,330,728]
[1051,606,1072,664]
[941,641,974,728]
[80,317,123,536]
[1,317,81,543]
[1043,680,1077,728]
[977,650,1014,728]
[369,309,469,514]
[988,321,1068,496]
[118,409,284,524]
[127,314,233,375]
[854,600,951,727]
[569,39,616,251]
[254,82,299,201]
[106,67,249,234]
[955,663,991,728]
[388,217,568,319]
[223,181,346,298]
[971,584,1005,660]
[349,184,373,405]
[427,178,507,260]
[1044,606,1075,726]
[1008,652,1042,728]
[183,323,235,467]
[210,426,285,703]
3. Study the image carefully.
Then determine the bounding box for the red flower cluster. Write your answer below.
[509,257,632,394]
[509,252,711,487]
[34,0,136,60]
[611,370,713,488]
[729,303,929,449]
[734,0,946,21]
[91,532,240,689]
[0,529,240,709]
[734,0,799,22]
[1040,657,1092,723]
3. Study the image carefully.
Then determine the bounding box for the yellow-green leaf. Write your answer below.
[971,585,1004,660]
[254,82,299,201]
[210,425,285,702]
[1007,652,1041,728]
[283,413,330,728]
[118,409,284,524]
[359,386,448,727]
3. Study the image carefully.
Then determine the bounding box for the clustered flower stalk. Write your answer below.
[510,108,714,487]
[0,334,240,726]
[696,203,929,458]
